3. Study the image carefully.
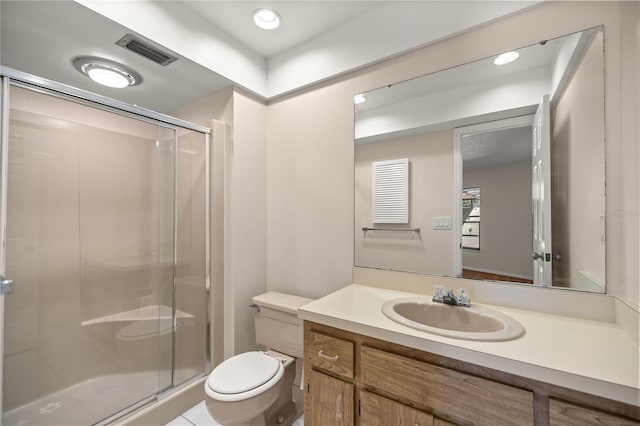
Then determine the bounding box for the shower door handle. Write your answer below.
[1,276,14,295]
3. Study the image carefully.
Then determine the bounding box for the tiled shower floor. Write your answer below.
[166,401,304,426]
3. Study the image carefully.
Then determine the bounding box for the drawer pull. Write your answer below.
[336,392,344,419]
[318,350,339,361]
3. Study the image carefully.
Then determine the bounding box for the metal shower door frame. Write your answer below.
[0,75,10,426]
[0,67,212,426]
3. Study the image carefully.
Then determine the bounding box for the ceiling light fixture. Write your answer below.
[72,56,141,88]
[253,8,281,30]
[354,94,367,104]
[493,51,520,66]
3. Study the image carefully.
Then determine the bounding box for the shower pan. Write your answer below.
[0,68,211,425]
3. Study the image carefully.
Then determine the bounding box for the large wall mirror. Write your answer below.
[354,26,606,293]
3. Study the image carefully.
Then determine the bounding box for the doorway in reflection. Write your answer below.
[457,121,534,285]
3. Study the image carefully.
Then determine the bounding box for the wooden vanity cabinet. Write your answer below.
[305,330,355,426]
[303,321,640,426]
[360,345,533,426]
[433,419,456,426]
[359,391,434,425]
[549,399,639,426]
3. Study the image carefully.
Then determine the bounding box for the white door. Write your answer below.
[532,95,552,286]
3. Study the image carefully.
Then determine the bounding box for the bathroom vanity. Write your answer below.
[299,285,640,426]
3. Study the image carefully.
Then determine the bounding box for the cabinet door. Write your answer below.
[434,418,457,426]
[550,399,640,426]
[309,370,354,426]
[360,390,433,426]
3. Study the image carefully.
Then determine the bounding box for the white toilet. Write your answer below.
[204,292,312,426]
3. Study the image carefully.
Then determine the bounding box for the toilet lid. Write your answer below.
[207,351,281,395]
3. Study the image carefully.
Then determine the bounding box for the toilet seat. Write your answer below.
[205,351,284,402]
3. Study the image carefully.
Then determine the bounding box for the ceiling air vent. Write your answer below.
[116,33,178,66]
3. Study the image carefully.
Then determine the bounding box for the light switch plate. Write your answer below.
[432,216,451,230]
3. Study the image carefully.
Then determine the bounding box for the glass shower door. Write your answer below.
[2,85,176,425]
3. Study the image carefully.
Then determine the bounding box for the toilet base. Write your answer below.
[263,351,296,426]
[265,401,296,426]
[231,415,267,426]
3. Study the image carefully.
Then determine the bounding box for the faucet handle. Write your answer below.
[456,288,471,306]
[432,285,445,302]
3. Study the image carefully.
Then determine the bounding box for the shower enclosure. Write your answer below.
[0,69,211,425]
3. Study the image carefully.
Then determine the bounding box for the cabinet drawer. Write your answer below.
[361,346,533,426]
[360,390,433,426]
[550,399,640,426]
[306,331,354,379]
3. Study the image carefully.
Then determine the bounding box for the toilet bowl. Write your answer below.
[204,292,312,426]
[204,351,294,426]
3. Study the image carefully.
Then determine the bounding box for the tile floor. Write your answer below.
[166,401,304,426]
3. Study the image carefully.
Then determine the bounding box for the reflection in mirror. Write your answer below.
[457,117,535,286]
[461,187,481,251]
[354,26,605,293]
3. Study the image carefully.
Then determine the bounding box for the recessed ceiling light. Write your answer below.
[253,8,281,30]
[493,51,520,66]
[354,94,367,104]
[72,56,141,88]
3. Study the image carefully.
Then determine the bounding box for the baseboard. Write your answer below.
[615,297,639,344]
[463,266,533,281]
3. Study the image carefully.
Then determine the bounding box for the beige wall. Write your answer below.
[354,131,454,276]
[266,83,355,299]
[228,91,267,355]
[619,1,640,306]
[172,87,268,359]
[265,1,638,305]
[552,30,606,290]
[463,161,533,279]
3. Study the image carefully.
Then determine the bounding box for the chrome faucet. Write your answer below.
[432,286,471,307]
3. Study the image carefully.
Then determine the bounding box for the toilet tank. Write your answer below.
[252,292,313,358]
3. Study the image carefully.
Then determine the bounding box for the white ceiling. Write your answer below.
[462,126,533,171]
[1,1,233,114]
[353,28,585,143]
[0,0,540,114]
[356,40,559,114]
[180,2,385,58]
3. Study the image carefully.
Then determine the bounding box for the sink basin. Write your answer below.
[381,297,524,341]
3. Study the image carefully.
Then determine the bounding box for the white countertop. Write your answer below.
[298,284,640,406]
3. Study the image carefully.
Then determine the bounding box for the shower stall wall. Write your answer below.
[0,69,211,426]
